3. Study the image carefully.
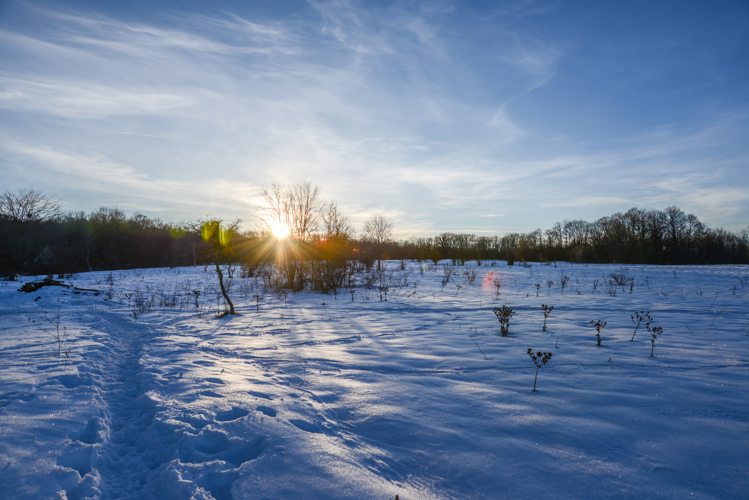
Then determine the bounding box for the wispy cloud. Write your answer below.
[0,77,197,118]
[0,0,747,235]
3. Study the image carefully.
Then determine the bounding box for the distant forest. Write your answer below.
[1,188,747,280]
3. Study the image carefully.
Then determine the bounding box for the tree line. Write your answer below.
[395,207,748,266]
[1,188,747,282]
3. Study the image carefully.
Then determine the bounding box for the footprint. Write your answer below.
[200,391,224,398]
[199,470,240,500]
[0,391,25,408]
[219,437,266,467]
[205,378,224,385]
[289,419,322,434]
[216,407,249,422]
[55,374,93,389]
[192,431,231,455]
[70,417,103,445]
[256,406,276,418]
[56,446,94,477]
[181,432,266,468]
[248,390,273,400]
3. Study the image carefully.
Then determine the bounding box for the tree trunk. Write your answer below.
[215,262,236,315]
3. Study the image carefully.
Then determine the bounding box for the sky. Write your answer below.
[1,0,748,238]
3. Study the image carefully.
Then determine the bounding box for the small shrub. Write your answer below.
[493,306,516,336]
[630,310,652,341]
[589,320,606,346]
[737,276,748,290]
[609,270,630,286]
[28,303,69,356]
[527,349,552,392]
[252,294,263,312]
[464,267,479,285]
[648,325,663,357]
[133,287,154,315]
[541,304,554,332]
[240,262,261,278]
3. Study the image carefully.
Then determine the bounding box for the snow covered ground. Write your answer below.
[1,261,748,499]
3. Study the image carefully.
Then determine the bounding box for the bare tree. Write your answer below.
[0,189,60,279]
[664,205,686,254]
[257,181,323,290]
[258,181,322,241]
[0,188,60,222]
[363,213,393,270]
[322,202,354,239]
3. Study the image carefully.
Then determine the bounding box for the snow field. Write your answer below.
[0,262,748,499]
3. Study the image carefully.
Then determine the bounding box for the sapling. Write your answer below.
[493,306,516,336]
[201,220,238,315]
[590,320,606,346]
[535,284,540,297]
[648,325,663,357]
[541,304,554,332]
[28,302,69,356]
[630,310,652,341]
[252,294,263,312]
[547,281,553,295]
[527,348,552,392]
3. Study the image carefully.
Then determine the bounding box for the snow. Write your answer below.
[1,262,748,499]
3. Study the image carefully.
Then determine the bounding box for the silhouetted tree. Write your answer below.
[363,213,393,270]
[0,189,60,279]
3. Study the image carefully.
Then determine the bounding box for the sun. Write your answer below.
[270,222,289,240]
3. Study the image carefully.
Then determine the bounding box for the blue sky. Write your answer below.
[1,0,748,237]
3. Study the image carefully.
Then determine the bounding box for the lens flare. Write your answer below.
[482,271,497,293]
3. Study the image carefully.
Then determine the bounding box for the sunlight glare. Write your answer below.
[271,222,289,240]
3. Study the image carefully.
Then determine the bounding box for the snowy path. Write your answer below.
[84,313,268,500]
[93,313,166,497]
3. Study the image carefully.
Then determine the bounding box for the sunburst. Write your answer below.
[270,222,289,240]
